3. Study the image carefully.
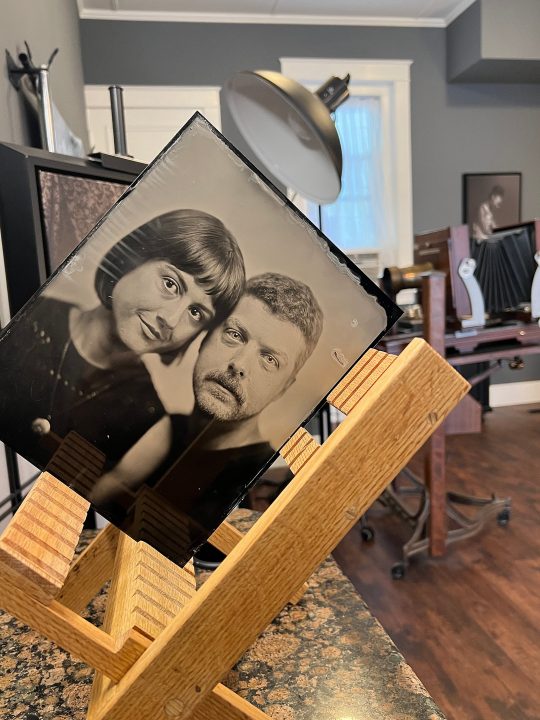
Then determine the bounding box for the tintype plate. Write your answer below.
[0,114,400,565]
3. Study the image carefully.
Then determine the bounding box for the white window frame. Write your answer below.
[84,85,221,161]
[280,58,413,267]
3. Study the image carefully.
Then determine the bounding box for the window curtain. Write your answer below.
[307,96,395,267]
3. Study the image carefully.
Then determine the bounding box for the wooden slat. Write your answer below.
[188,684,271,720]
[58,523,120,613]
[88,532,197,717]
[88,339,469,720]
[279,428,320,474]
[46,431,107,496]
[328,348,397,415]
[209,520,308,606]
[0,572,150,682]
[0,472,89,603]
[208,521,245,554]
[132,544,196,638]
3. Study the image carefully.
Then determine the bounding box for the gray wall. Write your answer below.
[447,0,482,80]
[80,20,540,235]
[79,20,540,384]
[483,0,540,60]
[448,0,540,82]
[1,0,88,148]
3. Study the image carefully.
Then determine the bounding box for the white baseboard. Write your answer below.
[490,380,540,407]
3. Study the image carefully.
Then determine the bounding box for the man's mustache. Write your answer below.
[204,370,245,406]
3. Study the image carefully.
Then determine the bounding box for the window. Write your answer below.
[281,58,413,270]
[307,95,386,248]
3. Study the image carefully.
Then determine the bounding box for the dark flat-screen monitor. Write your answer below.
[0,143,144,316]
[0,143,144,519]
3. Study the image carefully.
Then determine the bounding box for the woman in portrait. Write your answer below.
[0,209,245,474]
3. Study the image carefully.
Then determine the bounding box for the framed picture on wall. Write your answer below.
[0,143,145,524]
[0,142,145,317]
[463,172,521,241]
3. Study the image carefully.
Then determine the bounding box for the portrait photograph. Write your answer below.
[463,172,521,242]
[0,114,399,565]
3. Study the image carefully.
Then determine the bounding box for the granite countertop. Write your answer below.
[0,510,445,720]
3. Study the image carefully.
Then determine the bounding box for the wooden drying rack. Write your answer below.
[0,339,468,720]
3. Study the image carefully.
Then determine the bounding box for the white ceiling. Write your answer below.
[78,0,477,27]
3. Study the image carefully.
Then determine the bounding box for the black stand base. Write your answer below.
[376,468,511,580]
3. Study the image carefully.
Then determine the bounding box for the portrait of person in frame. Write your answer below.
[0,114,399,565]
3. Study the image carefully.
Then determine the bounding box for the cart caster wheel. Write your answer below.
[497,508,511,527]
[391,563,406,580]
[360,526,375,543]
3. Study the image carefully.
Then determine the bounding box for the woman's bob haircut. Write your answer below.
[95,209,245,323]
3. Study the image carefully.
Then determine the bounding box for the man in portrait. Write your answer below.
[472,185,505,241]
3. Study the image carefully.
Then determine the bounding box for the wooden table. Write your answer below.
[378,313,534,562]
[0,512,446,720]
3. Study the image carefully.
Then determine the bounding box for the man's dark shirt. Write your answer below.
[125,413,274,565]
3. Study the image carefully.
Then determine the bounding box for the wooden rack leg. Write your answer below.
[209,521,310,605]
[58,523,120,613]
[88,531,270,720]
[0,472,89,603]
[0,473,151,681]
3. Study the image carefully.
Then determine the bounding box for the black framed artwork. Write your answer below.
[462,172,522,241]
[0,143,145,521]
[0,143,145,316]
[0,114,400,565]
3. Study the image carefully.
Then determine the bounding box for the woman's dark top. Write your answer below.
[117,412,275,565]
[0,297,165,473]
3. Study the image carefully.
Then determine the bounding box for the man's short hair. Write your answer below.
[245,272,324,372]
[490,185,505,198]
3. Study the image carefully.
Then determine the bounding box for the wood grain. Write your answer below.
[58,523,120,613]
[88,533,196,716]
[208,521,245,555]
[279,428,320,475]
[188,684,271,720]
[0,472,89,603]
[0,570,150,682]
[89,339,469,720]
[328,348,397,414]
[88,533,266,720]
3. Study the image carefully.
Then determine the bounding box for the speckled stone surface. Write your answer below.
[0,510,445,720]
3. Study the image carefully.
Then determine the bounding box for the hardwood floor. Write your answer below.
[331,404,540,720]
[249,404,540,718]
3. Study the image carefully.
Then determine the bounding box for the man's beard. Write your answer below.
[194,370,247,422]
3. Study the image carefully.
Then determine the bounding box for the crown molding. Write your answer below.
[78,8,448,28]
[444,0,477,25]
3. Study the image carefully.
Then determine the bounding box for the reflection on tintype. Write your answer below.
[39,170,126,272]
[0,115,398,566]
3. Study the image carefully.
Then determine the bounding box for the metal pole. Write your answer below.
[37,66,55,152]
[109,85,128,156]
